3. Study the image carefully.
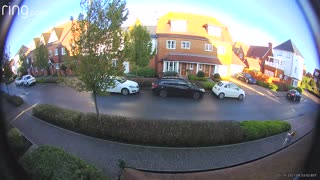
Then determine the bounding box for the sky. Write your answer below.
[4,0,319,73]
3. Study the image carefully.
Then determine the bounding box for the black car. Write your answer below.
[287,89,302,102]
[236,72,256,84]
[152,77,205,99]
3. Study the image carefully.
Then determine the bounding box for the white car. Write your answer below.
[21,75,36,86]
[212,81,245,100]
[15,77,24,86]
[102,77,139,95]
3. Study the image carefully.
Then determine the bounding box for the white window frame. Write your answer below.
[292,79,298,87]
[189,63,193,70]
[166,40,176,49]
[61,47,66,55]
[54,48,58,56]
[181,41,190,49]
[49,50,53,57]
[218,46,225,54]
[163,61,179,72]
[170,20,187,32]
[198,64,203,71]
[205,43,213,52]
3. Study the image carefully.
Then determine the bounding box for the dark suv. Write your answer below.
[152,77,205,99]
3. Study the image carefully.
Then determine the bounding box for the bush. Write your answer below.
[188,74,207,81]
[20,146,106,180]
[137,67,156,78]
[197,71,205,77]
[212,73,221,82]
[7,128,32,159]
[32,104,291,147]
[1,92,24,107]
[60,64,67,71]
[240,120,291,141]
[257,80,278,91]
[163,71,178,77]
[36,76,58,83]
[201,81,216,90]
[126,78,157,87]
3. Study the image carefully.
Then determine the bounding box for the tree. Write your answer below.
[1,48,13,94]
[18,54,28,76]
[124,20,155,75]
[70,0,128,120]
[34,44,49,76]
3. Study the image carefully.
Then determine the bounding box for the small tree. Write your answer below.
[124,20,155,75]
[18,54,28,76]
[70,0,128,120]
[1,47,13,94]
[34,44,49,76]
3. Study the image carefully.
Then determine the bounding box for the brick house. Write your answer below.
[266,39,304,87]
[154,12,233,78]
[11,45,28,75]
[232,41,249,61]
[243,43,273,73]
[313,68,320,90]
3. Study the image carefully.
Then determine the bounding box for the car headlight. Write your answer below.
[200,88,205,92]
[129,86,136,88]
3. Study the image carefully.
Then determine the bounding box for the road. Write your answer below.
[1,79,319,121]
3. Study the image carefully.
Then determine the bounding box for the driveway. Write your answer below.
[1,82,319,121]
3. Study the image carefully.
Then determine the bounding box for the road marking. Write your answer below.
[10,103,38,124]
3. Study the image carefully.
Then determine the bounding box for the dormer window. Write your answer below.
[205,25,222,37]
[169,20,187,32]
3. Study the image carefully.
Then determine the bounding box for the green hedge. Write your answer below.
[126,78,157,88]
[7,128,32,159]
[201,81,216,90]
[256,80,278,91]
[32,104,291,147]
[188,74,207,81]
[35,76,58,83]
[163,71,178,77]
[136,67,156,78]
[20,145,107,180]
[1,92,24,107]
[240,120,291,141]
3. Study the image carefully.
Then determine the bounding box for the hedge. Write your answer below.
[256,80,278,91]
[7,128,32,159]
[1,92,24,107]
[32,104,291,147]
[126,78,157,88]
[20,146,107,180]
[35,76,58,83]
[240,120,291,141]
[188,74,207,81]
[201,81,216,90]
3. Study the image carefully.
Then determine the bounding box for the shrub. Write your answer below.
[1,93,24,107]
[137,67,156,78]
[20,146,106,180]
[60,64,67,71]
[240,120,291,141]
[126,78,157,87]
[163,71,178,77]
[35,76,58,83]
[201,81,216,90]
[197,71,205,77]
[212,73,221,82]
[188,74,207,81]
[7,128,32,159]
[32,104,290,147]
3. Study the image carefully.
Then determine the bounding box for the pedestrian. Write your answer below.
[282,131,295,147]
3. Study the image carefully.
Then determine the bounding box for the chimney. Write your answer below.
[268,42,272,50]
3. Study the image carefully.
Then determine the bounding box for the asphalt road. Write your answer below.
[1,80,319,121]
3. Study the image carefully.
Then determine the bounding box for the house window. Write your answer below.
[181,41,190,49]
[292,79,298,87]
[61,47,66,55]
[54,48,58,56]
[112,59,117,67]
[166,40,176,49]
[49,50,53,57]
[239,53,243,59]
[278,51,282,56]
[294,66,297,73]
[205,43,213,51]
[279,74,283,79]
[151,38,157,54]
[218,46,225,54]
[198,64,203,70]
[55,63,60,70]
[286,52,291,58]
[164,61,179,72]
[284,76,288,81]
[207,25,221,37]
[170,20,187,32]
[189,63,193,70]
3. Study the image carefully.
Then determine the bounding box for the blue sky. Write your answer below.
[5,0,319,73]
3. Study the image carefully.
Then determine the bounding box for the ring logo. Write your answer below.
[1,4,29,16]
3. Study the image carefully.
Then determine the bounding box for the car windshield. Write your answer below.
[217,82,224,87]
[115,77,126,83]
[245,74,252,78]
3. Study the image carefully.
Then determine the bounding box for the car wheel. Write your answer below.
[121,88,129,96]
[193,92,201,99]
[238,94,244,100]
[218,93,225,99]
[159,90,167,98]
[246,79,249,84]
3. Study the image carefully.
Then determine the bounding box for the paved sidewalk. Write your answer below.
[2,99,317,180]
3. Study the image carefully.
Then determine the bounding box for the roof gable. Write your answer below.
[15,45,28,56]
[244,57,261,71]
[48,31,59,43]
[246,46,269,59]
[40,33,51,44]
[232,52,246,66]
[273,39,303,57]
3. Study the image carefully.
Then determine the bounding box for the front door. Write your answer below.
[181,63,186,76]
[204,65,210,77]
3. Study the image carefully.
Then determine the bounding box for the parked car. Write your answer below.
[15,76,24,86]
[236,72,256,84]
[287,89,302,102]
[212,81,245,100]
[152,77,205,99]
[101,77,139,95]
[21,75,36,86]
